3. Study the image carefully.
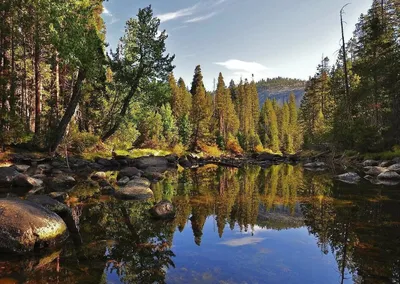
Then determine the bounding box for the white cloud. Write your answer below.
[214,59,274,81]
[156,4,199,23]
[102,6,112,16]
[185,11,218,23]
[156,30,168,37]
[219,237,266,247]
[214,0,228,5]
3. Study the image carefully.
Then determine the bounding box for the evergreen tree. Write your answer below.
[190,66,212,148]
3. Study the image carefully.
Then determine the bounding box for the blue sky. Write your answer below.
[102,0,372,90]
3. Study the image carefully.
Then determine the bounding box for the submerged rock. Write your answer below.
[0,199,68,254]
[336,172,361,184]
[377,171,400,180]
[178,157,192,168]
[48,192,69,202]
[150,200,176,219]
[115,178,153,200]
[12,174,43,188]
[0,167,19,187]
[364,166,387,176]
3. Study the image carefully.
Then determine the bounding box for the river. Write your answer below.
[1,164,399,283]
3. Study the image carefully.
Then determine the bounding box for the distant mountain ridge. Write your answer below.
[256,77,306,107]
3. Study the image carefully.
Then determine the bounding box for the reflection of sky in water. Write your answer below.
[158,216,352,284]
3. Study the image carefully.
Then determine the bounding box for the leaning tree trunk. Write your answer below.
[49,69,86,153]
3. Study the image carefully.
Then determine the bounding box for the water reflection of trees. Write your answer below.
[2,165,399,283]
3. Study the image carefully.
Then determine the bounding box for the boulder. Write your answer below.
[135,156,169,170]
[377,171,400,180]
[392,157,400,164]
[95,158,118,168]
[336,172,361,184]
[178,157,192,168]
[91,172,107,180]
[363,160,379,167]
[304,162,327,168]
[37,164,52,172]
[117,176,130,186]
[379,160,394,167]
[12,164,30,173]
[0,168,19,187]
[0,199,68,254]
[150,200,176,219]
[117,167,140,179]
[129,177,151,187]
[115,179,153,200]
[364,166,387,176]
[26,195,78,234]
[47,175,76,192]
[165,154,179,164]
[12,174,43,188]
[387,163,400,173]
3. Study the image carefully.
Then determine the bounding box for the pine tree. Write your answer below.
[190,65,212,148]
[260,100,280,153]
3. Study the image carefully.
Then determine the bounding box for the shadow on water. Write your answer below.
[0,164,399,283]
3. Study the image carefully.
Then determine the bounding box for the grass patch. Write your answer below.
[363,149,400,160]
[82,148,171,161]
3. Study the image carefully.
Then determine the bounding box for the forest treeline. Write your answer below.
[0,0,300,155]
[300,0,400,152]
[1,0,398,155]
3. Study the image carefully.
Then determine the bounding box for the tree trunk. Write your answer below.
[101,69,142,141]
[34,15,41,135]
[49,69,86,153]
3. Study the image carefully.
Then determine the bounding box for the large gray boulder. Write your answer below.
[27,195,78,233]
[115,179,153,200]
[377,171,400,180]
[304,162,327,168]
[0,199,68,254]
[336,172,361,184]
[0,167,19,187]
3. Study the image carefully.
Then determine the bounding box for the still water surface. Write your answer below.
[1,164,399,283]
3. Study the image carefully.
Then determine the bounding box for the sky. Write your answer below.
[102,0,372,90]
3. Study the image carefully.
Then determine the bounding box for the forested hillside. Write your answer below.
[256,77,306,107]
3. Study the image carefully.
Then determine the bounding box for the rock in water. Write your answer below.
[150,200,176,219]
[363,160,380,167]
[27,195,78,233]
[0,199,68,254]
[387,163,400,173]
[91,172,107,180]
[115,179,153,200]
[47,175,76,192]
[117,167,140,179]
[304,162,326,168]
[336,172,361,184]
[377,171,400,180]
[117,176,130,186]
[12,174,43,188]
[0,168,19,187]
[364,166,387,176]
